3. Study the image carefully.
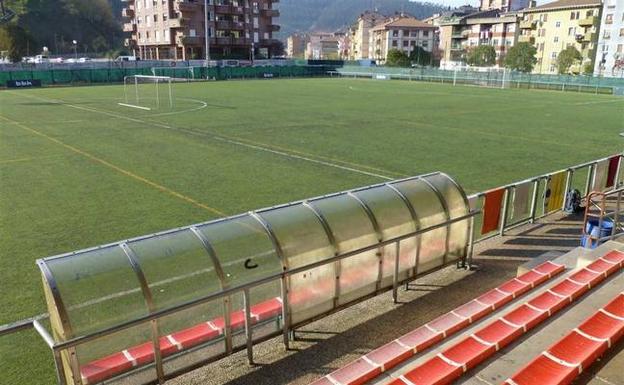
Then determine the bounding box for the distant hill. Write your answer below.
[278,0,449,37]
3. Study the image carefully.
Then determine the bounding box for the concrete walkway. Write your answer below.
[168,211,623,385]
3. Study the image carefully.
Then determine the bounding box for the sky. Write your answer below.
[429,0,549,7]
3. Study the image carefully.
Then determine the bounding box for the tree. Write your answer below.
[466,45,496,67]
[0,23,34,62]
[385,48,410,67]
[504,42,537,73]
[556,46,582,74]
[408,46,432,66]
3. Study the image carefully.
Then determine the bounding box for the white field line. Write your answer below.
[118,103,152,111]
[11,93,393,180]
[149,98,208,117]
[574,99,624,106]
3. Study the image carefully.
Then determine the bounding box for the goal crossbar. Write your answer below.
[122,75,174,110]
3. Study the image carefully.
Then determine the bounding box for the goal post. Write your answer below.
[121,75,174,110]
[451,66,510,89]
[150,66,196,80]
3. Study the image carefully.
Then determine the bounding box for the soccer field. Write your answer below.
[0,77,623,384]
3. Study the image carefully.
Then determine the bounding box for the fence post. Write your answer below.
[499,188,510,236]
[562,169,573,210]
[529,179,540,223]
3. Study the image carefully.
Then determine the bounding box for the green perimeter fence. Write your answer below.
[0,65,332,87]
[334,66,624,95]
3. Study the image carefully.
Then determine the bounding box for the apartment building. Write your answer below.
[517,0,602,74]
[439,9,521,67]
[305,33,340,60]
[480,0,531,12]
[594,0,624,77]
[122,0,280,60]
[369,16,437,63]
[348,11,388,60]
[287,33,308,58]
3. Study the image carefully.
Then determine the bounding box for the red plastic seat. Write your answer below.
[366,340,412,371]
[528,291,567,314]
[503,304,546,330]
[397,325,444,352]
[454,300,491,322]
[498,279,531,297]
[505,354,577,385]
[533,261,565,278]
[551,279,586,299]
[602,250,624,266]
[400,355,463,385]
[477,288,512,309]
[548,331,606,370]
[442,336,495,371]
[474,319,523,349]
[428,312,469,337]
[328,358,382,385]
[568,269,602,288]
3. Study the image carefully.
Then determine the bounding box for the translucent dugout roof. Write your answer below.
[38,172,470,384]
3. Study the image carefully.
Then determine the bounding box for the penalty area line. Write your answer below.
[118,103,152,111]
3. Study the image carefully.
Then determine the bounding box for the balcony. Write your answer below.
[214,4,231,13]
[519,20,536,29]
[216,20,232,29]
[518,35,535,43]
[177,36,203,45]
[121,7,134,18]
[260,8,279,17]
[451,32,463,39]
[178,1,200,13]
[578,16,598,27]
[216,37,233,45]
[168,17,189,28]
[268,24,280,32]
[123,23,137,32]
[231,21,245,30]
[583,32,596,42]
[231,6,244,15]
[124,38,137,47]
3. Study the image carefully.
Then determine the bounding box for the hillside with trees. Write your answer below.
[278,0,447,36]
[1,0,123,61]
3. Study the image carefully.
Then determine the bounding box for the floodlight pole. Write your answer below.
[204,0,210,66]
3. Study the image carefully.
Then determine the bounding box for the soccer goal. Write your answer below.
[120,75,174,111]
[151,66,196,80]
[451,66,510,89]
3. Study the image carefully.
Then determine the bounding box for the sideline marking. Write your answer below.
[118,103,152,110]
[0,113,227,217]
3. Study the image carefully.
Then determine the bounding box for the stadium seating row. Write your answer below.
[309,260,565,385]
[387,250,624,385]
[505,291,624,385]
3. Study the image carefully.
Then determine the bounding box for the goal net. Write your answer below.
[450,66,510,89]
[121,75,175,111]
[151,66,196,80]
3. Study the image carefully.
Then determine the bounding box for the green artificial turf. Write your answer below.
[0,78,623,384]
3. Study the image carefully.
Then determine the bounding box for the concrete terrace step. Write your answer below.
[367,241,624,385]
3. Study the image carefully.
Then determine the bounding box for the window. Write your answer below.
[540,13,547,22]
[190,29,196,37]
[549,65,555,72]
[403,30,410,36]
[604,30,611,39]
[422,41,428,48]
[620,28,624,37]
[606,14,613,24]
[153,14,158,23]
[163,13,167,21]
[155,30,160,42]
[392,40,398,47]
[568,27,575,36]
[551,51,557,58]
[392,30,399,37]
[539,42,544,51]
[570,11,580,20]
[555,21,561,27]
[410,41,416,46]
[617,44,623,53]
[164,30,169,42]
[423,30,429,37]
[403,40,409,47]
[554,36,559,42]
[493,39,499,46]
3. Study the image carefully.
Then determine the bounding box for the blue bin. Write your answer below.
[581,219,614,249]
